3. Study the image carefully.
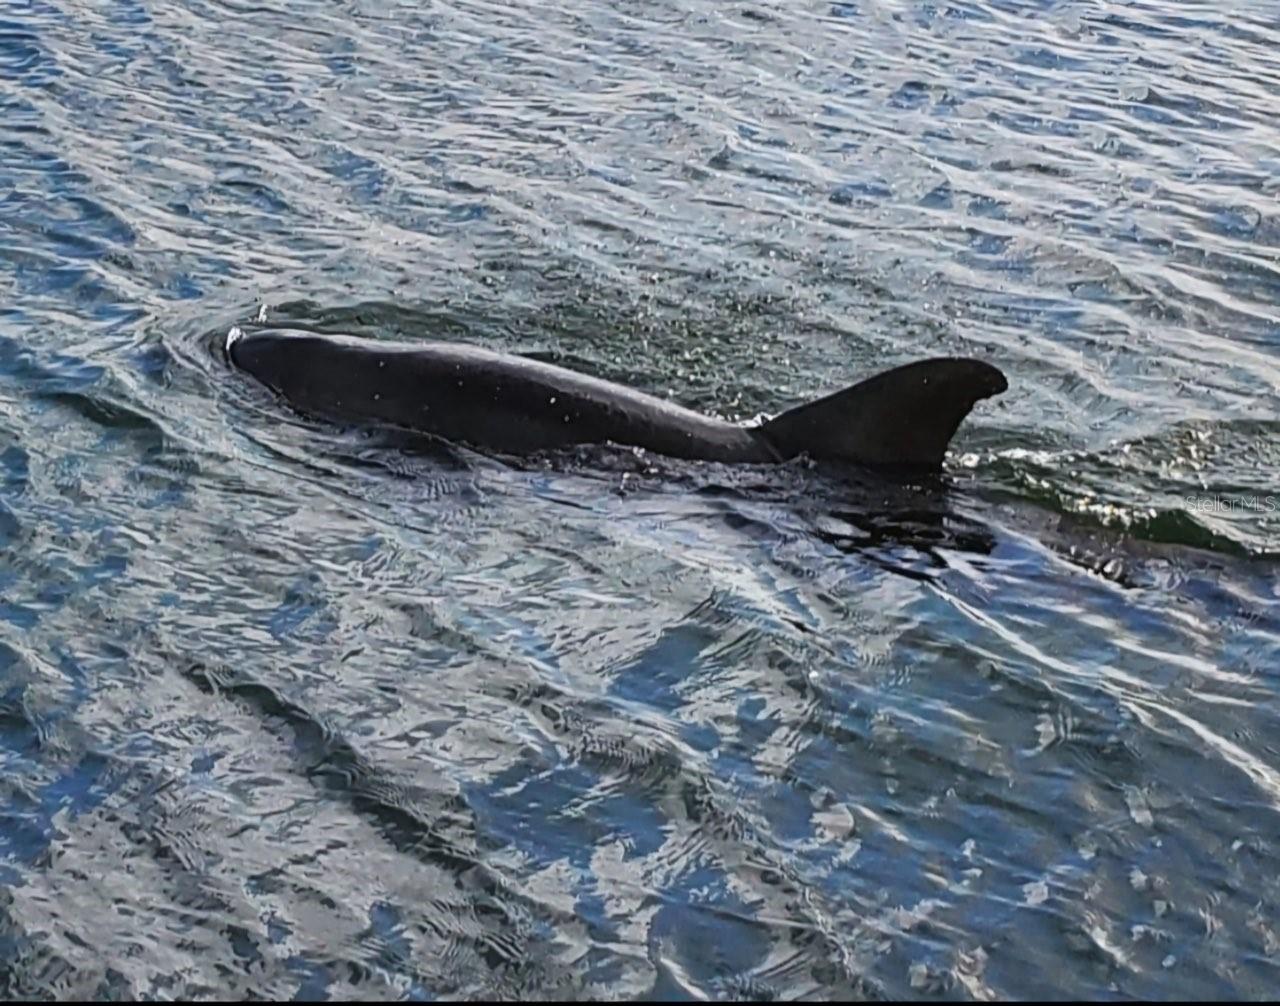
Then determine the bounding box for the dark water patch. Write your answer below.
[215,170,292,217]
[39,391,164,441]
[184,662,564,938]
[0,535,21,594]
[0,11,61,89]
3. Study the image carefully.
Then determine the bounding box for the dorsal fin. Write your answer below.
[759,358,1007,468]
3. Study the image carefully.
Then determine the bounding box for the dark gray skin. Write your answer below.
[227,327,1007,469]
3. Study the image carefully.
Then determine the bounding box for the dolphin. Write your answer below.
[225,326,1006,468]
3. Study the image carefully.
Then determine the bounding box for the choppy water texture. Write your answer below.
[2,0,1279,998]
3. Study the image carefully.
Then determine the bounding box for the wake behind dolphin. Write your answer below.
[226,327,1006,469]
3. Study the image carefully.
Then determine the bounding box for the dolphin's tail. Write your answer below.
[758,357,1007,468]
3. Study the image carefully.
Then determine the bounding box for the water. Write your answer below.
[2,0,1278,998]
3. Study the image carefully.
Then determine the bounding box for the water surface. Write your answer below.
[2,0,1279,998]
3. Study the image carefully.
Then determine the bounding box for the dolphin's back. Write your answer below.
[228,329,776,461]
[228,328,1006,468]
